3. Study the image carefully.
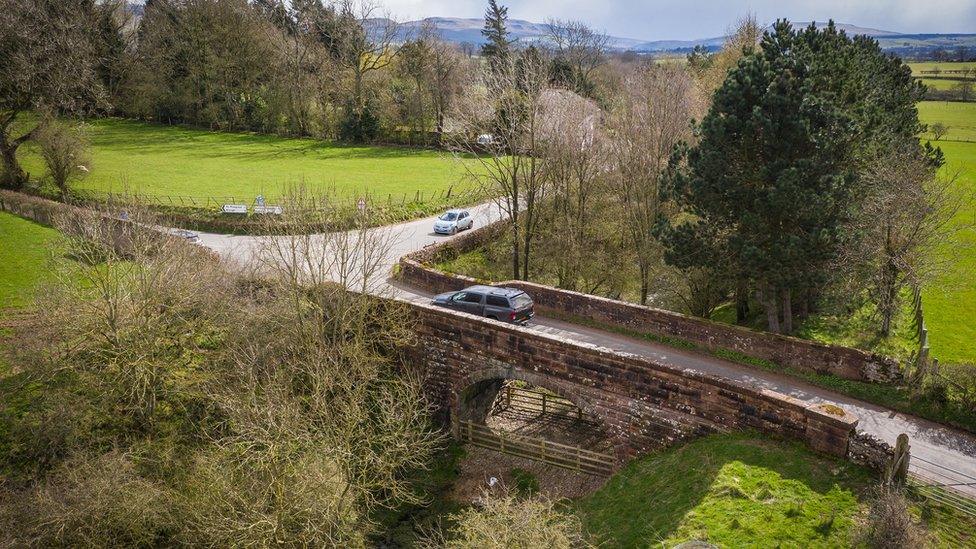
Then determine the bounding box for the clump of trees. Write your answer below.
[661,20,957,335]
[0,0,105,189]
[0,204,441,545]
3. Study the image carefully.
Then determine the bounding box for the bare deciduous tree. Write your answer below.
[537,89,609,291]
[607,64,696,304]
[450,50,552,280]
[842,145,971,336]
[696,14,761,104]
[544,18,609,98]
[425,490,594,548]
[35,119,92,200]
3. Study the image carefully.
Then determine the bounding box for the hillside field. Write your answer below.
[917,102,976,364]
[17,118,478,203]
[0,212,61,310]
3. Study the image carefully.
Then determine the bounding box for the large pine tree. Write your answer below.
[662,20,926,334]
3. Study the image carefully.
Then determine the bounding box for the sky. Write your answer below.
[379,0,976,40]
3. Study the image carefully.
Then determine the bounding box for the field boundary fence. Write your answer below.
[907,456,976,546]
[67,186,485,212]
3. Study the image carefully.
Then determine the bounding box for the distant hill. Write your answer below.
[392,17,647,50]
[393,17,975,57]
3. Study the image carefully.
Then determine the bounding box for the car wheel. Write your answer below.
[451,226,457,235]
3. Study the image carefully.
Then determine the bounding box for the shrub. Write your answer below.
[0,451,176,547]
[429,490,594,548]
[855,487,930,548]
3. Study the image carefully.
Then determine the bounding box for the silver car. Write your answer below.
[433,209,474,235]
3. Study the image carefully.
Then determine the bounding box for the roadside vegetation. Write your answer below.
[0,205,443,546]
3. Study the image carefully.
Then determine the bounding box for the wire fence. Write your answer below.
[907,455,976,546]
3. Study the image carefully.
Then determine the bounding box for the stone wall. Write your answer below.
[398,223,901,384]
[407,300,858,462]
[848,431,895,473]
[0,190,219,262]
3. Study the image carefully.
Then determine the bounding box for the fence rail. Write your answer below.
[905,453,976,546]
[457,419,615,477]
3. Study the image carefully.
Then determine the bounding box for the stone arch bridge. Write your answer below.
[407,301,857,465]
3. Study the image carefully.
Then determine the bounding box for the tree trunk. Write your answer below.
[763,284,780,333]
[0,140,27,190]
[735,279,749,324]
[780,288,793,335]
[639,264,650,306]
[796,290,809,319]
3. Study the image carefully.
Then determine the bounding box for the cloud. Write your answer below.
[379,0,976,39]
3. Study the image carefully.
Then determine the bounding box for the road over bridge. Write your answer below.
[193,204,976,497]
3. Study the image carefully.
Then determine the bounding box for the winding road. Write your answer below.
[192,204,976,498]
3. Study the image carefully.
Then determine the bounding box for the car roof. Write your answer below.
[443,209,465,214]
[464,285,525,297]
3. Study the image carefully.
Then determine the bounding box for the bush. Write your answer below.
[0,451,176,547]
[429,490,593,548]
[856,487,930,548]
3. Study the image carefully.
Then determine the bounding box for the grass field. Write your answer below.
[17,118,477,203]
[920,100,976,142]
[0,212,61,310]
[909,62,976,76]
[916,102,976,364]
[920,77,971,91]
[577,434,873,547]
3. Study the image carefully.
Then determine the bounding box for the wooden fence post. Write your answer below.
[888,433,911,486]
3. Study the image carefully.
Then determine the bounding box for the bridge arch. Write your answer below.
[452,365,628,459]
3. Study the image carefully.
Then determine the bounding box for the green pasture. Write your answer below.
[919,100,976,142]
[909,61,976,76]
[17,118,478,203]
[919,77,972,91]
[0,212,61,310]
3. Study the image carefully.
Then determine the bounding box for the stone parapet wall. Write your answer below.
[407,300,858,461]
[398,221,901,384]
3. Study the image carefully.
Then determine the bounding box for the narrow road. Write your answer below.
[191,204,976,498]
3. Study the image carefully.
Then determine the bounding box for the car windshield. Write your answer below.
[439,212,458,221]
[511,293,533,309]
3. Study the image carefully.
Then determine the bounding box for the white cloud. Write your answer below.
[378,0,976,39]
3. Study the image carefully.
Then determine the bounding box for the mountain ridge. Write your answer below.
[393,16,975,55]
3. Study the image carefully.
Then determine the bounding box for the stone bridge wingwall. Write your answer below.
[398,223,901,384]
[407,300,858,463]
[0,190,220,262]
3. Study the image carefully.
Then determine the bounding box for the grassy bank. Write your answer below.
[17,117,479,204]
[575,432,972,547]
[0,212,61,310]
[577,433,872,547]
